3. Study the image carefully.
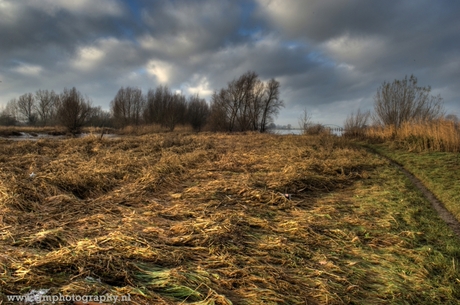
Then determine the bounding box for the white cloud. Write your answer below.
[146,60,173,84]
[71,38,140,72]
[72,45,105,72]
[12,63,43,76]
[0,1,21,24]
[184,75,213,97]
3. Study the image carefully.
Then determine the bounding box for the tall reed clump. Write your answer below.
[365,119,460,152]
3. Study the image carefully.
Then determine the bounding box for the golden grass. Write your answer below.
[119,124,194,135]
[365,119,460,152]
[1,132,459,304]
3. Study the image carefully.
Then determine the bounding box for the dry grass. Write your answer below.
[1,132,459,304]
[365,119,460,152]
[0,126,116,137]
[0,126,67,137]
[119,124,194,136]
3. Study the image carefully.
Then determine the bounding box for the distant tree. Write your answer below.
[298,108,312,133]
[259,78,284,132]
[163,93,187,131]
[304,123,327,135]
[143,85,171,125]
[445,113,459,123]
[373,75,444,127]
[17,93,37,125]
[0,99,19,125]
[87,106,113,128]
[56,87,93,134]
[35,89,59,126]
[207,95,229,131]
[344,109,370,138]
[0,113,17,126]
[0,100,18,126]
[187,95,209,132]
[208,71,284,132]
[110,86,145,128]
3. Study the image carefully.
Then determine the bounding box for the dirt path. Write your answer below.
[367,147,460,239]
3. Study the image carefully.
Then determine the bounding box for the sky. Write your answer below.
[0,0,459,126]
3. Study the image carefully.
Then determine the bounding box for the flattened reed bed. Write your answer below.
[1,133,459,304]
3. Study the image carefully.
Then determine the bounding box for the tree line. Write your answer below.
[344,74,451,137]
[0,71,284,133]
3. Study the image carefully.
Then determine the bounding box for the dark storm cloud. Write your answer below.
[0,0,459,125]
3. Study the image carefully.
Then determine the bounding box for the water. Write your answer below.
[270,129,344,136]
[270,129,303,135]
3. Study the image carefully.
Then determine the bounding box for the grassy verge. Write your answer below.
[365,143,460,223]
[1,133,459,304]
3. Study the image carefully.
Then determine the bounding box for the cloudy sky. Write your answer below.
[1,0,459,126]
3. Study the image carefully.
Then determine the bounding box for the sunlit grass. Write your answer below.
[1,133,459,304]
[366,143,460,224]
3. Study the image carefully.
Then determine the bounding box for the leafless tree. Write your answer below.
[163,93,187,131]
[87,106,113,128]
[445,113,459,123]
[17,93,37,125]
[298,108,312,133]
[56,87,93,134]
[208,71,283,132]
[373,75,444,127]
[259,78,284,132]
[35,89,59,126]
[208,95,229,131]
[0,99,18,126]
[187,95,209,132]
[344,109,370,138]
[110,86,145,128]
[1,99,19,125]
[143,85,171,126]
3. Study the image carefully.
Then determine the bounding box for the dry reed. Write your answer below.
[0,132,459,304]
[365,119,460,152]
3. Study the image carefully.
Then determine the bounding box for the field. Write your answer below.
[365,144,460,224]
[1,132,460,304]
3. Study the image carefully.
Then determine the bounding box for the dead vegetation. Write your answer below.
[0,133,459,304]
[366,119,460,152]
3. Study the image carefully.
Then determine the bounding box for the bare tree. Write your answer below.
[298,108,312,134]
[344,109,370,138]
[208,95,229,131]
[0,99,18,126]
[445,113,459,123]
[208,71,283,132]
[87,106,113,128]
[56,87,92,134]
[143,85,171,126]
[35,89,59,126]
[209,88,235,131]
[163,93,187,131]
[259,78,284,132]
[235,71,259,131]
[187,95,209,132]
[373,75,444,127]
[17,93,37,125]
[1,99,19,125]
[110,86,145,128]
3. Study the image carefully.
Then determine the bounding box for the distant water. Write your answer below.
[270,129,344,136]
[270,129,303,135]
